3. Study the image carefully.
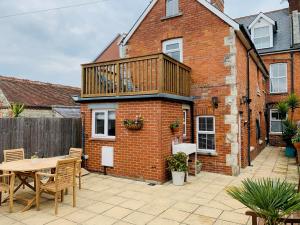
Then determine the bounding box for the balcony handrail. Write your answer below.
[81,53,191,98]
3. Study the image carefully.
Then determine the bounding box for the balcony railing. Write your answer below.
[81,53,191,98]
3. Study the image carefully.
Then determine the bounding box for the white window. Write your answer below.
[92,110,116,138]
[270,63,287,94]
[163,38,183,62]
[270,109,287,134]
[166,0,179,17]
[183,110,187,137]
[197,116,216,152]
[253,26,272,49]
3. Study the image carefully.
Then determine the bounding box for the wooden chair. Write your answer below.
[246,211,300,225]
[3,148,35,191]
[69,148,82,189]
[35,158,77,215]
[0,173,15,213]
[4,148,25,162]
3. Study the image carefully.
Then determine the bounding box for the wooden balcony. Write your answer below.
[81,53,191,98]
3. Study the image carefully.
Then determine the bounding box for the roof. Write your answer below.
[53,106,81,118]
[121,0,240,45]
[235,8,292,54]
[94,34,123,62]
[0,76,80,108]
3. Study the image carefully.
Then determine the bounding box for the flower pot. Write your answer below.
[171,171,185,186]
[294,142,300,151]
[171,127,179,133]
[124,122,143,130]
[285,145,296,158]
[196,163,202,174]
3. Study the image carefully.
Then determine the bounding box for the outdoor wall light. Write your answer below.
[212,97,219,109]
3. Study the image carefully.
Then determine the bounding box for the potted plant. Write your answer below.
[292,129,300,151]
[170,119,180,133]
[227,178,300,225]
[166,152,188,186]
[282,120,297,157]
[123,115,144,130]
[196,160,202,174]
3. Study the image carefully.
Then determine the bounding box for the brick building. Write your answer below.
[76,0,299,183]
[0,76,81,118]
[237,1,300,146]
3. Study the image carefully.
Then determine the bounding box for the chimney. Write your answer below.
[292,10,300,44]
[210,0,224,12]
[288,0,300,13]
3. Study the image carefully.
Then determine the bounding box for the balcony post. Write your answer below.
[116,62,120,96]
[176,62,180,94]
[81,67,85,97]
[159,54,164,93]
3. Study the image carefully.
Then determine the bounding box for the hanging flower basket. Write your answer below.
[170,119,180,133]
[123,116,144,130]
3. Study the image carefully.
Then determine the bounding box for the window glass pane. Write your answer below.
[271,121,282,133]
[95,112,105,135]
[198,134,207,149]
[207,134,215,150]
[199,117,206,131]
[167,51,180,62]
[254,37,270,49]
[166,43,179,51]
[206,117,214,131]
[270,64,287,93]
[254,26,269,37]
[166,0,179,16]
[271,111,279,120]
[108,111,116,136]
[278,77,287,92]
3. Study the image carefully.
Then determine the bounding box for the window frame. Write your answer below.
[183,109,187,137]
[251,22,273,50]
[162,38,183,62]
[269,109,287,135]
[196,116,216,153]
[166,0,179,17]
[92,109,116,139]
[269,63,288,94]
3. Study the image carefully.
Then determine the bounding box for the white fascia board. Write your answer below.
[196,0,240,30]
[249,12,275,29]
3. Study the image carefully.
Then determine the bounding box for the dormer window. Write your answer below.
[249,13,275,50]
[253,26,272,49]
[166,0,179,17]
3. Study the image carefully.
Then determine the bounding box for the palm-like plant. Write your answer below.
[227,178,300,225]
[10,103,24,118]
[287,93,300,120]
[276,101,289,135]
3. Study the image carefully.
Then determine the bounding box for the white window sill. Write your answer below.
[161,12,183,21]
[269,132,282,136]
[269,92,288,95]
[197,150,217,157]
[90,137,116,142]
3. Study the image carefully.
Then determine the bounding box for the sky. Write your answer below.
[0,0,289,87]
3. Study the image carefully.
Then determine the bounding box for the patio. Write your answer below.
[0,146,298,225]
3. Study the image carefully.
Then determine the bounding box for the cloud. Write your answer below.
[0,0,289,87]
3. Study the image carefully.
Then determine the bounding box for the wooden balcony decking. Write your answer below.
[81,53,191,98]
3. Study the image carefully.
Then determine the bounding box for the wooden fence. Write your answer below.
[0,118,82,162]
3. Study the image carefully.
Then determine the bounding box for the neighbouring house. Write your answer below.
[237,1,300,146]
[76,0,274,183]
[0,76,81,118]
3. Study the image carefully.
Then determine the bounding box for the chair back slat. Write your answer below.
[55,158,76,190]
[3,149,25,162]
[69,148,82,160]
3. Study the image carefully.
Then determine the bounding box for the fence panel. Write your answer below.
[0,118,82,162]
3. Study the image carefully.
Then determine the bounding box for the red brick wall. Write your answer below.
[236,38,267,168]
[81,100,189,183]
[262,52,300,146]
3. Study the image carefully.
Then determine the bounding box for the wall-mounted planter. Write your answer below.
[123,116,144,131]
[124,122,143,130]
[170,119,180,133]
[171,127,179,133]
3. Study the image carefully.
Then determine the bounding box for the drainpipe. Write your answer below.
[247,48,253,167]
[190,102,195,144]
[291,52,295,93]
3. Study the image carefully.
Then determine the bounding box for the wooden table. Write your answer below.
[0,156,66,211]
